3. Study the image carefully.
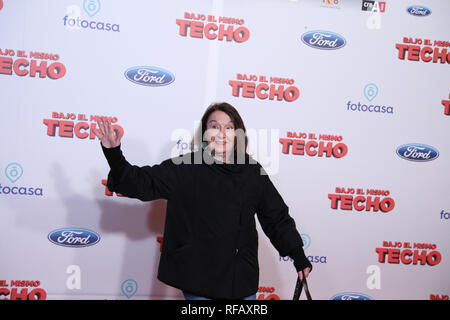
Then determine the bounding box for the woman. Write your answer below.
[95,102,312,300]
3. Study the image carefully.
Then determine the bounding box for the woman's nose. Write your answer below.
[217,127,226,138]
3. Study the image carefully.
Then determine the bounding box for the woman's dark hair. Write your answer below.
[191,102,249,158]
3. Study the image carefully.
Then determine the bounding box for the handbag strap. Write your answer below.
[293,270,312,300]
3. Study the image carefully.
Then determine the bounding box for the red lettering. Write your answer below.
[318,141,333,157]
[242,82,255,98]
[218,24,234,41]
[43,119,59,136]
[427,251,441,266]
[332,143,348,158]
[59,120,74,138]
[328,194,340,209]
[233,26,250,42]
[283,86,300,102]
[328,195,394,212]
[420,46,433,62]
[433,47,448,63]
[176,19,190,36]
[74,122,89,139]
[0,288,9,300]
[12,58,29,76]
[47,62,66,79]
[407,45,421,61]
[413,250,427,265]
[354,196,366,211]
[340,195,353,210]
[269,84,284,101]
[229,80,242,97]
[0,56,12,75]
[279,138,292,154]
[90,123,99,139]
[10,288,28,300]
[204,23,218,40]
[255,83,269,99]
[190,21,204,38]
[305,141,318,156]
[230,80,298,102]
[366,196,380,212]
[27,288,46,300]
[376,248,388,263]
[29,60,47,78]
[292,139,305,155]
[395,43,408,60]
[387,249,400,264]
[380,197,395,212]
[0,57,66,78]
[400,249,413,264]
[441,96,450,115]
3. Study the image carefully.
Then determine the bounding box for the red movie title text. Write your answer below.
[43,112,124,140]
[395,37,450,64]
[376,241,441,266]
[0,280,46,300]
[176,12,249,43]
[257,286,280,300]
[441,94,450,116]
[229,73,299,102]
[328,187,395,213]
[0,48,66,79]
[280,131,348,158]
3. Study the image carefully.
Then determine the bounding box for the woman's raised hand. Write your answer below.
[93,116,122,148]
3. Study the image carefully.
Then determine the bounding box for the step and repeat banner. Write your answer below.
[1,0,449,300]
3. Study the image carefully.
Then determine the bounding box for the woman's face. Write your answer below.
[204,111,235,156]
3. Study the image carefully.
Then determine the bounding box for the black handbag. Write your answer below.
[292,269,312,300]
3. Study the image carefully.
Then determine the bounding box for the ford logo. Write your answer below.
[331,293,372,300]
[124,66,175,86]
[407,6,432,17]
[301,30,346,50]
[48,228,101,248]
[396,143,439,162]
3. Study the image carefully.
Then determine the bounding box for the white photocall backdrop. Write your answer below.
[0,0,449,300]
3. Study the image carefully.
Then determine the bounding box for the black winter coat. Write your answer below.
[102,144,311,299]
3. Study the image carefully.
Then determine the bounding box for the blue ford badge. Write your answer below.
[331,293,372,300]
[396,144,439,162]
[407,6,432,17]
[124,66,175,86]
[301,30,346,50]
[48,228,101,247]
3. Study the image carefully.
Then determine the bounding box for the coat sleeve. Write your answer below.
[101,143,177,201]
[256,166,312,272]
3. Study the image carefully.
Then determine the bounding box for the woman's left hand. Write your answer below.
[298,267,311,281]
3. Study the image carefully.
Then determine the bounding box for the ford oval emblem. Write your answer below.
[396,143,439,162]
[331,293,372,300]
[407,6,432,17]
[48,228,101,248]
[301,30,346,50]
[124,66,175,86]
